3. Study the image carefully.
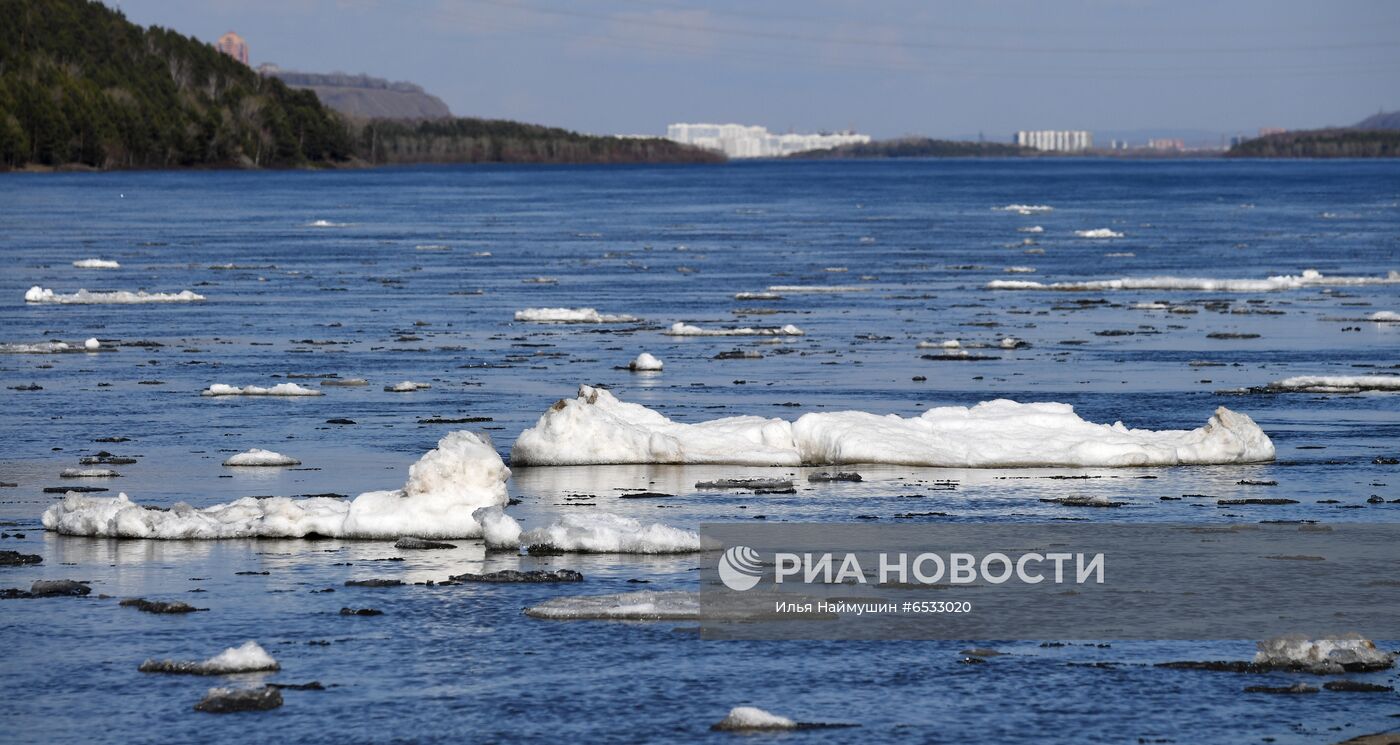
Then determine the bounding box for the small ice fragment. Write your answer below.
[385,381,430,392]
[222,449,301,467]
[628,352,664,371]
[711,707,798,731]
[1075,228,1124,238]
[84,337,100,350]
[72,259,120,269]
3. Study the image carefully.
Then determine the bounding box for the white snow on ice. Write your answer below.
[994,204,1053,214]
[712,707,798,731]
[520,512,708,553]
[142,641,279,674]
[628,352,664,371]
[472,506,522,550]
[509,385,1275,467]
[25,286,205,304]
[43,431,510,539]
[986,269,1400,292]
[385,381,431,392]
[1075,228,1125,238]
[202,383,323,397]
[1266,375,1400,393]
[222,449,301,467]
[663,322,804,337]
[1370,311,1400,322]
[72,259,120,269]
[513,308,639,323]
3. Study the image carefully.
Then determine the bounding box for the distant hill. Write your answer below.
[0,0,719,170]
[0,0,351,169]
[790,137,1028,159]
[265,70,452,120]
[1354,110,1400,130]
[1227,128,1400,158]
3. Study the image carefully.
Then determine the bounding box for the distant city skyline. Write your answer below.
[112,0,1398,140]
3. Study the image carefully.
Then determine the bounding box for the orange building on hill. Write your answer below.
[216,31,249,66]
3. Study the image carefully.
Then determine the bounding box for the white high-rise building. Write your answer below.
[666,123,870,158]
[1015,130,1093,152]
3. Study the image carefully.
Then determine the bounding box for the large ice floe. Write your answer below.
[663,322,804,337]
[986,269,1400,292]
[520,513,708,553]
[43,432,510,539]
[523,590,700,620]
[510,385,1275,467]
[513,308,639,323]
[202,383,323,397]
[1264,375,1400,393]
[24,286,205,304]
[72,259,120,269]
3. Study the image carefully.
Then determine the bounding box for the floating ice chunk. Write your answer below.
[472,506,521,550]
[1254,635,1395,673]
[765,285,868,293]
[385,381,430,392]
[84,337,100,350]
[511,386,1275,467]
[628,352,664,371]
[60,468,119,478]
[511,385,800,466]
[414,244,450,251]
[1370,311,1400,322]
[916,339,961,349]
[521,512,708,554]
[711,707,798,731]
[734,291,783,300]
[524,590,700,620]
[306,219,347,227]
[25,286,205,304]
[1075,228,1124,238]
[222,449,301,467]
[1003,266,1036,274]
[72,259,120,269]
[340,431,511,539]
[791,401,1273,467]
[202,383,322,397]
[513,308,639,323]
[999,337,1025,349]
[1017,225,1045,233]
[140,641,279,675]
[1105,252,1136,258]
[1266,375,1400,393]
[0,341,71,354]
[43,431,510,539]
[994,204,1054,214]
[663,322,804,337]
[986,270,1400,293]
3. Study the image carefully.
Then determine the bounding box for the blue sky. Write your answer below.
[110,0,1399,139]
